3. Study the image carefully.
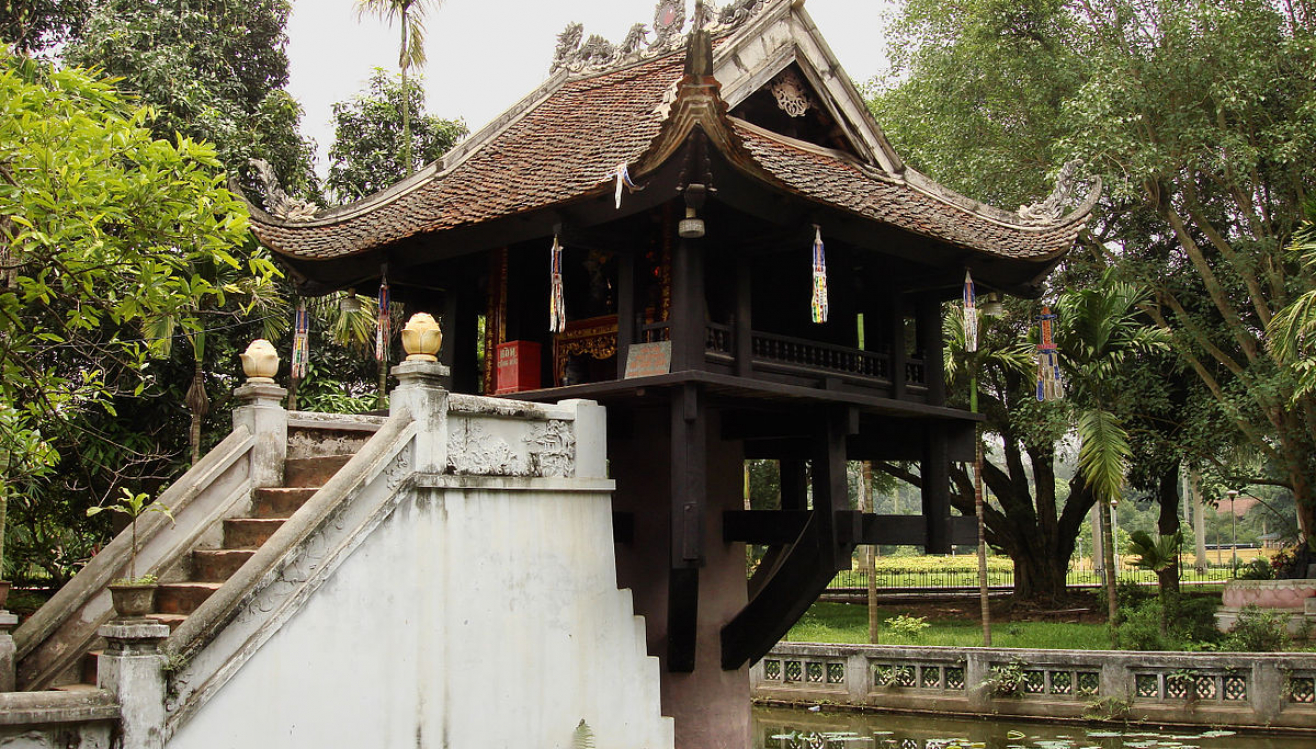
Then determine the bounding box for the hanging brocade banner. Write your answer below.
[375,278,391,363]
[1036,306,1064,401]
[291,300,310,380]
[549,235,566,333]
[962,270,978,353]
[811,225,829,323]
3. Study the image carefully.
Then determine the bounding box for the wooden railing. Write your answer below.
[748,331,891,381]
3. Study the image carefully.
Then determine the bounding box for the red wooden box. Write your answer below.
[495,341,541,394]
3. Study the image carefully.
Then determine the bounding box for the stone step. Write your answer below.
[284,454,353,488]
[52,681,102,693]
[224,518,285,549]
[155,582,222,615]
[147,613,189,632]
[252,487,318,518]
[191,548,256,581]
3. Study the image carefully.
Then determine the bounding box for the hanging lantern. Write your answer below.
[962,270,978,353]
[291,299,310,380]
[549,235,566,333]
[376,277,391,363]
[811,225,828,324]
[1036,306,1064,401]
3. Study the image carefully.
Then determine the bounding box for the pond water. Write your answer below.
[752,706,1297,749]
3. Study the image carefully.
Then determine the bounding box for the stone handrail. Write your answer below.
[165,414,416,661]
[0,688,119,746]
[13,427,257,690]
[161,413,418,736]
[755,642,1316,731]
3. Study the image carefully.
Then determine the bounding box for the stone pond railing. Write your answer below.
[753,643,1316,732]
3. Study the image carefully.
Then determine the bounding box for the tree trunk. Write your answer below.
[860,462,879,644]
[1100,499,1119,640]
[1157,468,1181,599]
[1190,467,1208,573]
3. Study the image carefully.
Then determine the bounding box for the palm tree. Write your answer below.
[354,0,442,176]
[1056,270,1169,635]
[1126,530,1183,637]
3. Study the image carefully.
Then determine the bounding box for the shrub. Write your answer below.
[1116,596,1221,651]
[1116,578,1152,610]
[1224,605,1290,652]
[884,614,930,640]
[1238,557,1275,580]
[982,661,1028,698]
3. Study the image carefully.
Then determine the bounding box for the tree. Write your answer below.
[1125,530,1183,637]
[64,0,319,204]
[354,0,444,176]
[0,52,280,583]
[327,68,467,201]
[872,0,1316,570]
[0,0,94,53]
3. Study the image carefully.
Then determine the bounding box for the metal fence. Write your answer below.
[826,562,1239,591]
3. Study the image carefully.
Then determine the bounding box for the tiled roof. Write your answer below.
[729,122,1086,260]
[249,48,1087,265]
[250,52,688,260]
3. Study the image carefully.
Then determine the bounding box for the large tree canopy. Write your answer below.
[64,0,319,203]
[873,0,1316,549]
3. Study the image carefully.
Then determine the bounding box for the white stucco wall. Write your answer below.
[166,480,672,749]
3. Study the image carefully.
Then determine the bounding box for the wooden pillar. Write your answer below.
[671,235,705,372]
[780,459,807,511]
[441,290,459,389]
[889,295,907,400]
[735,254,752,378]
[919,295,946,405]
[617,249,636,378]
[668,382,706,672]
[813,407,854,571]
[922,428,951,554]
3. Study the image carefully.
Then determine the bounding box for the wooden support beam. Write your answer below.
[922,429,952,554]
[671,383,706,566]
[720,518,835,669]
[723,510,809,544]
[889,295,907,401]
[725,511,976,547]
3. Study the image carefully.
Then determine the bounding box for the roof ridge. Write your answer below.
[549,0,780,79]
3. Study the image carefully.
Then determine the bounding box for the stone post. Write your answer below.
[964,651,991,710]
[391,314,450,473]
[559,399,606,479]
[0,611,17,692]
[232,340,288,490]
[97,621,170,749]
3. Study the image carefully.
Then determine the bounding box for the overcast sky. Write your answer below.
[285,0,894,175]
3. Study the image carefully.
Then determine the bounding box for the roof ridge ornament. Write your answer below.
[548,0,771,76]
[248,159,317,222]
[1017,159,1085,225]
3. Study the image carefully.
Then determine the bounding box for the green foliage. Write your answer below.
[64,0,320,203]
[1238,557,1276,580]
[0,0,93,52]
[873,0,1316,540]
[982,661,1029,698]
[0,52,278,582]
[1224,605,1291,652]
[87,488,174,582]
[1116,596,1220,651]
[883,614,931,640]
[326,68,467,201]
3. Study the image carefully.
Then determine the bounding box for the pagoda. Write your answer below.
[246,1,1097,745]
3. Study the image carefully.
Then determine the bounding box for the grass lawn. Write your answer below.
[785,601,1110,650]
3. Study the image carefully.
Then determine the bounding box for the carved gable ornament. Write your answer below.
[769,69,811,118]
[549,0,771,76]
